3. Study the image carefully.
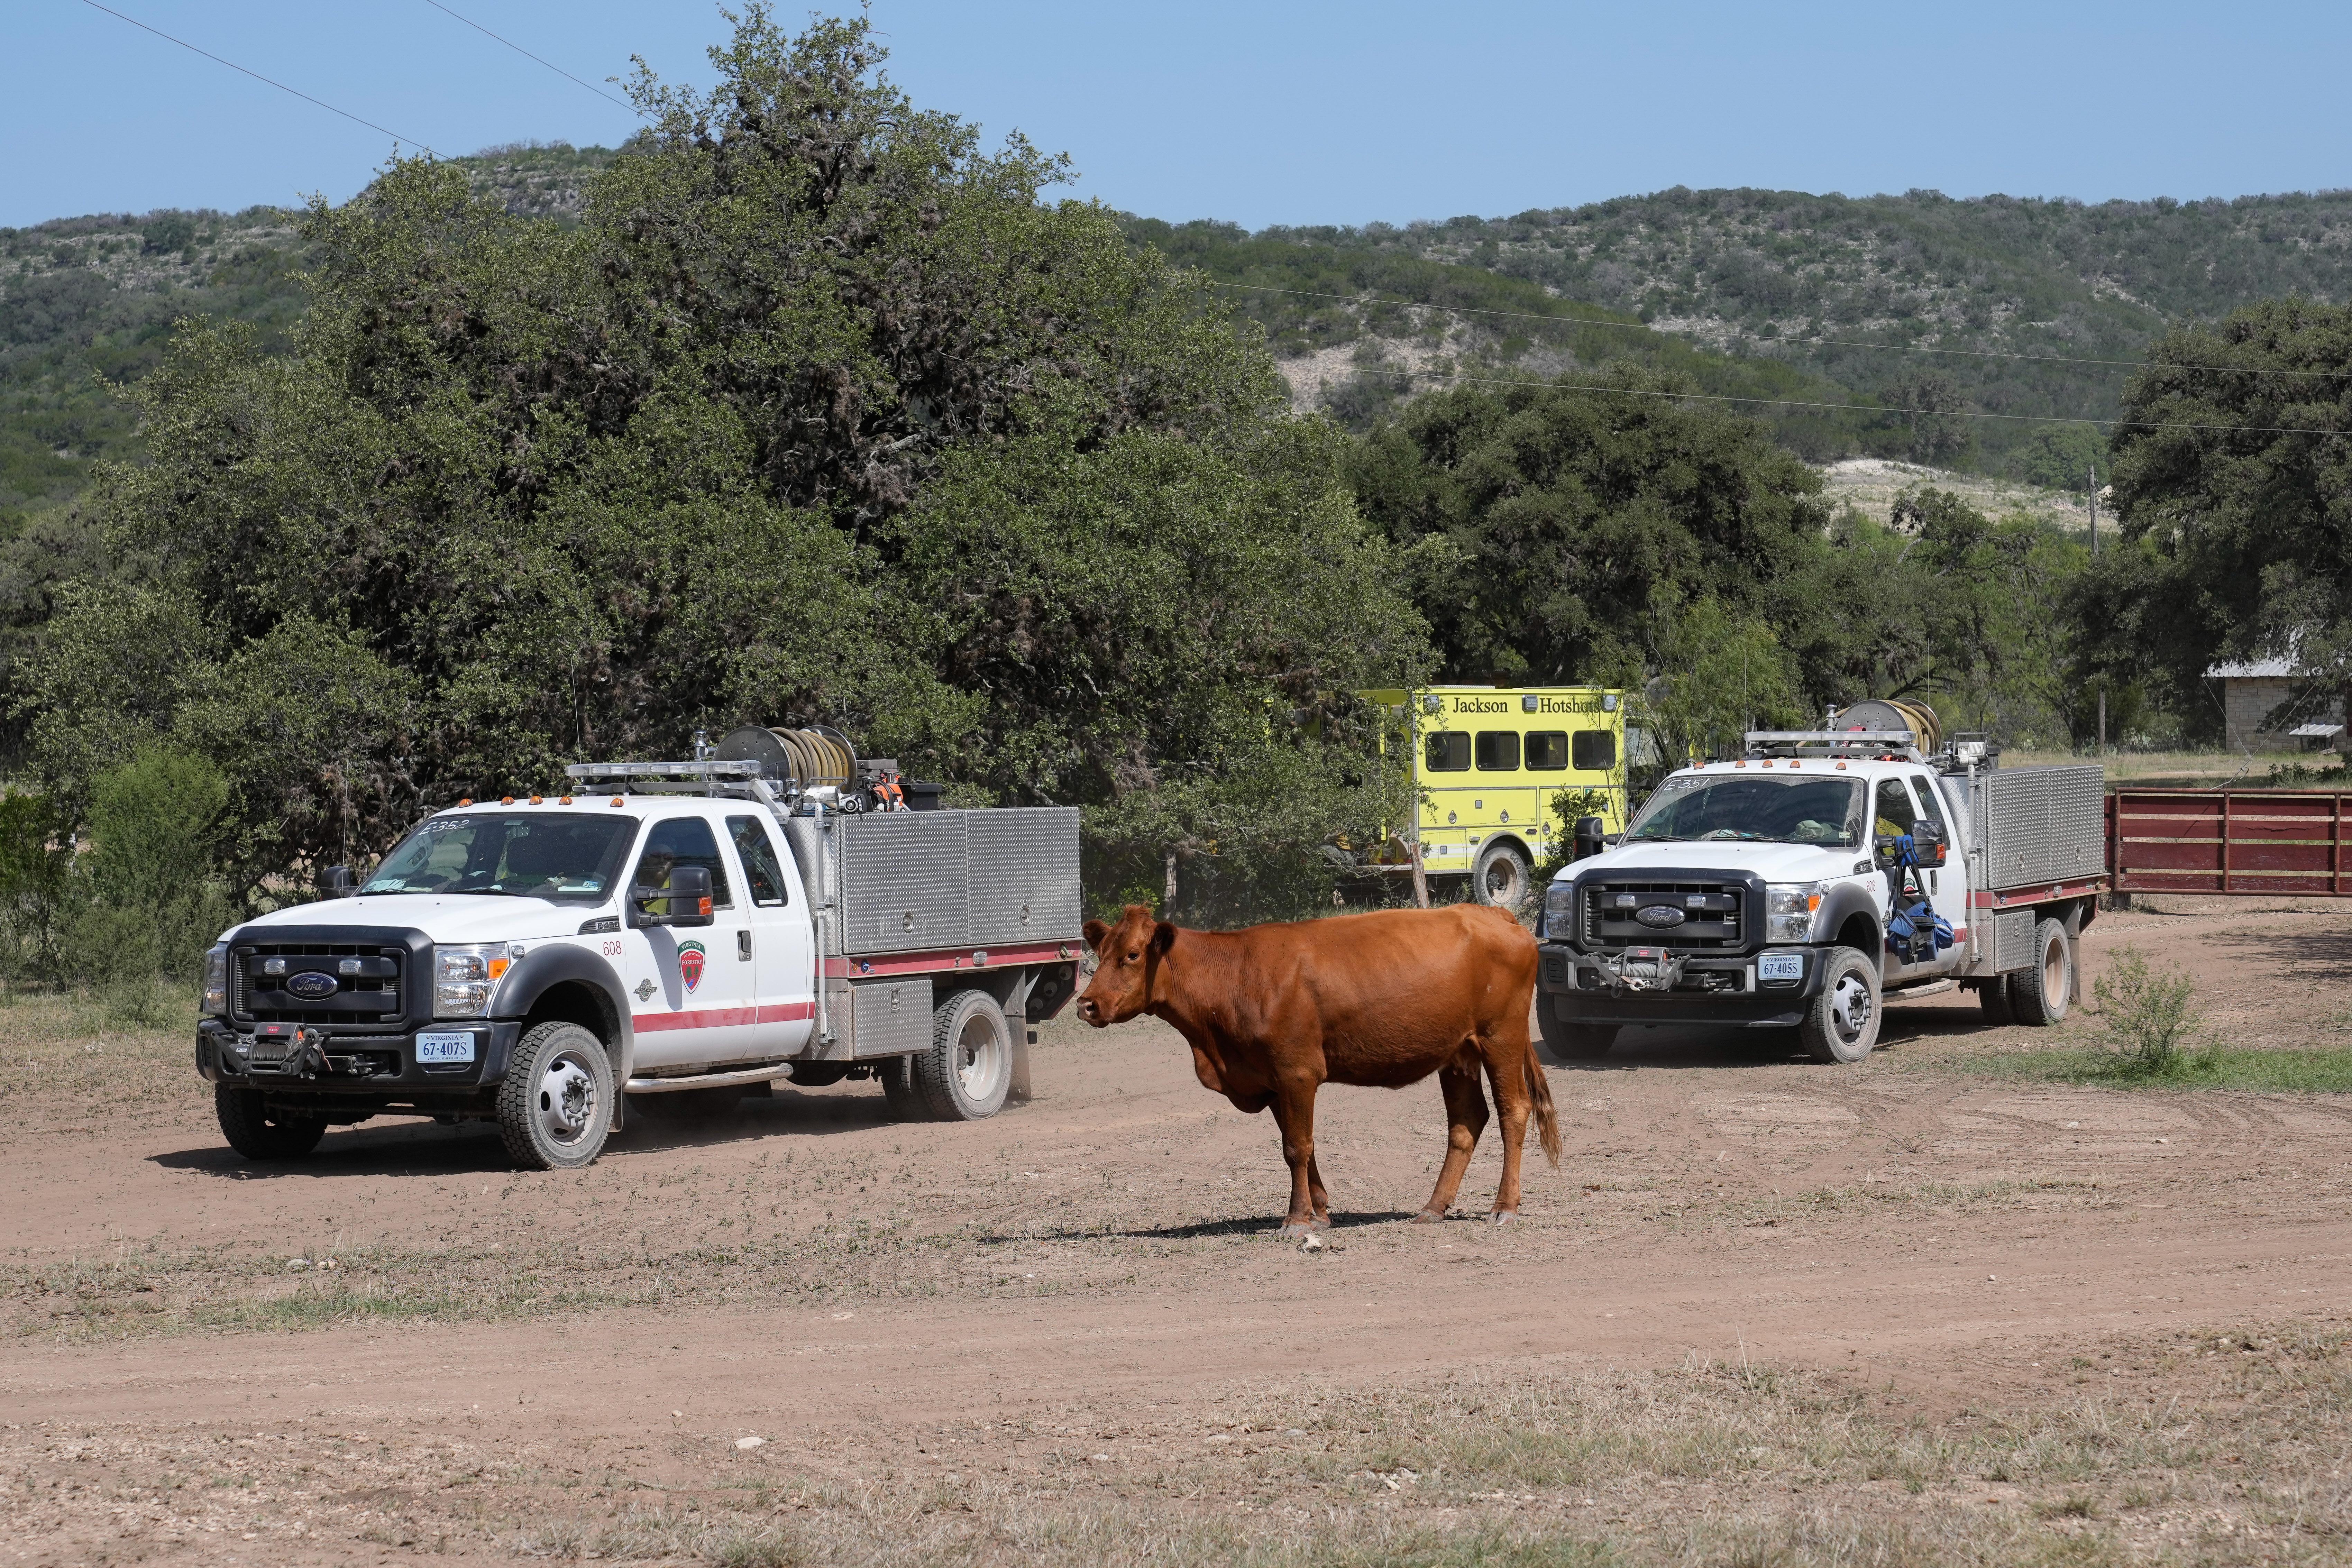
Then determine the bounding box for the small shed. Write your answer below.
[2206,658,2344,751]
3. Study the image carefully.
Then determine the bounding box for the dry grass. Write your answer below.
[16,1323,2349,1565]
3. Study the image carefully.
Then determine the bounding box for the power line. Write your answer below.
[1215,281,2351,382]
[1329,363,2348,439]
[77,0,440,157]
[417,0,644,118]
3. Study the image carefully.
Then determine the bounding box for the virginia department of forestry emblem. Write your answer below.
[678,940,706,993]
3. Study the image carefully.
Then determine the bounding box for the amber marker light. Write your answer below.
[610,797,624,807]
[529,795,543,805]
[559,795,573,805]
[458,797,473,806]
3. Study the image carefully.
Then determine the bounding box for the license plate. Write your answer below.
[414,1031,477,1063]
[1759,953,1804,982]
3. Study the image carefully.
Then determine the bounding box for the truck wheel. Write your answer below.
[1536,1003,1615,1061]
[914,990,1014,1121]
[878,1055,928,1120]
[1473,842,1532,909]
[497,1022,614,1170]
[213,1084,328,1160]
[1975,980,2014,1025]
[2006,918,2072,1026]
[1799,948,1881,1064]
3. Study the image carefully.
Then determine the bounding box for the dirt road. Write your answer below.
[6,900,2351,1564]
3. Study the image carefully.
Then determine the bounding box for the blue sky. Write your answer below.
[6,1,2350,230]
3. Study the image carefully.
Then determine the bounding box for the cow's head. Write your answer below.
[1075,904,1173,1026]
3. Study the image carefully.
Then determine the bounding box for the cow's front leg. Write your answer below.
[1269,1082,1323,1237]
[1416,1054,1489,1222]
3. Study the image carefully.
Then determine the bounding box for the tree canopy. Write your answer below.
[25,6,1426,896]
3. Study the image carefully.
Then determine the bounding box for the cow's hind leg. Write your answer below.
[1414,1053,1490,1222]
[1270,1082,1324,1238]
[1307,1154,1331,1228]
[1478,1025,1536,1223]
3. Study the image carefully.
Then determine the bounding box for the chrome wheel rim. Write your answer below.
[1830,971,1874,1043]
[955,1012,1008,1105]
[536,1049,598,1147]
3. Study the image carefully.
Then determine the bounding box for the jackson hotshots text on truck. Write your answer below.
[1357,685,1639,908]
[1534,702,2105,1064]
[193,726,1083,1170]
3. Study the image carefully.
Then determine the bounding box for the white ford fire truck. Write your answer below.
[194,728,1083,1168]
[1536,713,2107,1064]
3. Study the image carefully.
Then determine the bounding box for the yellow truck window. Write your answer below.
[1572,730,1617,771]
[1425,732,1470,771]
[1526,731,1568,771]
[1474,731,1520,771]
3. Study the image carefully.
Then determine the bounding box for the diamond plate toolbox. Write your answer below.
[1974,765,2104,892]
[967,807,1081,947]
[781,807,1082,957]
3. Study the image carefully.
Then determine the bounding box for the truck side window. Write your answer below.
[1873,778,1917,841]
[1905,774,1948,844]
[1474,731,1520,771]
[1572,730,1616,771]
[1525,731,1568,771]
[1425,732,1470,771]
[634,816,733,911]
[726,815,790,907]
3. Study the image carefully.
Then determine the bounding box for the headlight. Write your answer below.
[1542,880,1576,936]
[201,944,229,1016]
[434,943,522,1018]
[1765,882,1826,944]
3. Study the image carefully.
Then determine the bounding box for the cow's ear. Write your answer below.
[1083,919,1108,948]
[1149,919,1176,956]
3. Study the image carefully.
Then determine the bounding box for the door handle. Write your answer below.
[738,929,752,961]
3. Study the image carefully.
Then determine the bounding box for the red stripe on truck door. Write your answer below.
[633,1001,815,1031]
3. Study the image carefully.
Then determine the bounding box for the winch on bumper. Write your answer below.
[1538,942,1838,1027]
[196,1017,525,1094]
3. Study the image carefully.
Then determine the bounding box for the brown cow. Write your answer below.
[1076,903,1559,1236]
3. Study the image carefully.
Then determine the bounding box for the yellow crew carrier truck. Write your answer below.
[1361,686,1636,907]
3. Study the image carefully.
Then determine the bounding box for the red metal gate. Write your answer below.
[2106,789,2352,896]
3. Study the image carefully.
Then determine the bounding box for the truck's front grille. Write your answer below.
[236,943,406,1026]
[1584,881,1744,949]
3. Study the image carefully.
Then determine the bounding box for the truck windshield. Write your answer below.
[360,814,640,901]
[1625,774,1866,847]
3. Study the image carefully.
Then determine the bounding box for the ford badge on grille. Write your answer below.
[285,971,339,999]
[1635,906,1686,928]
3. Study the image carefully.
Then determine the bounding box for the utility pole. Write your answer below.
[2090,458,2106,753]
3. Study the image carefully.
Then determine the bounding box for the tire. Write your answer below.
[1473,842,1532,909]
[913,989,1015,1121]
[1799,947,1881,1064]
[2006,917,2072,1026]
[1536,1000,1616,1061]
[214,1084,328,1161]
[877,1054,928,1120]
[1976,980,2015,1025]
[497,1021,614,1170]
[627,1084,743,1122]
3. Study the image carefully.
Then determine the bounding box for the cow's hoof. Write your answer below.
[1491,1209,1519,1226]
[1313,1211,1331,1229]
[1278,1219,1316,1239]
[1412,1208,1446,1224]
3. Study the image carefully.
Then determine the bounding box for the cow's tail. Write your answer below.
[1524,1036,1562,1167]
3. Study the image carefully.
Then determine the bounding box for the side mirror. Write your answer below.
[630,864,715,928]
[1914,820,1947,862]
[319,865,356,899]
[1572,816,1606,862]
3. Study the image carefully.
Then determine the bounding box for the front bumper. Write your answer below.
[1538,941,1833,1027]
[197,1018,524,1094]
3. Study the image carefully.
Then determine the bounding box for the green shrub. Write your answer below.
[2091,946,2213,1076]
[57,745,240,1007]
